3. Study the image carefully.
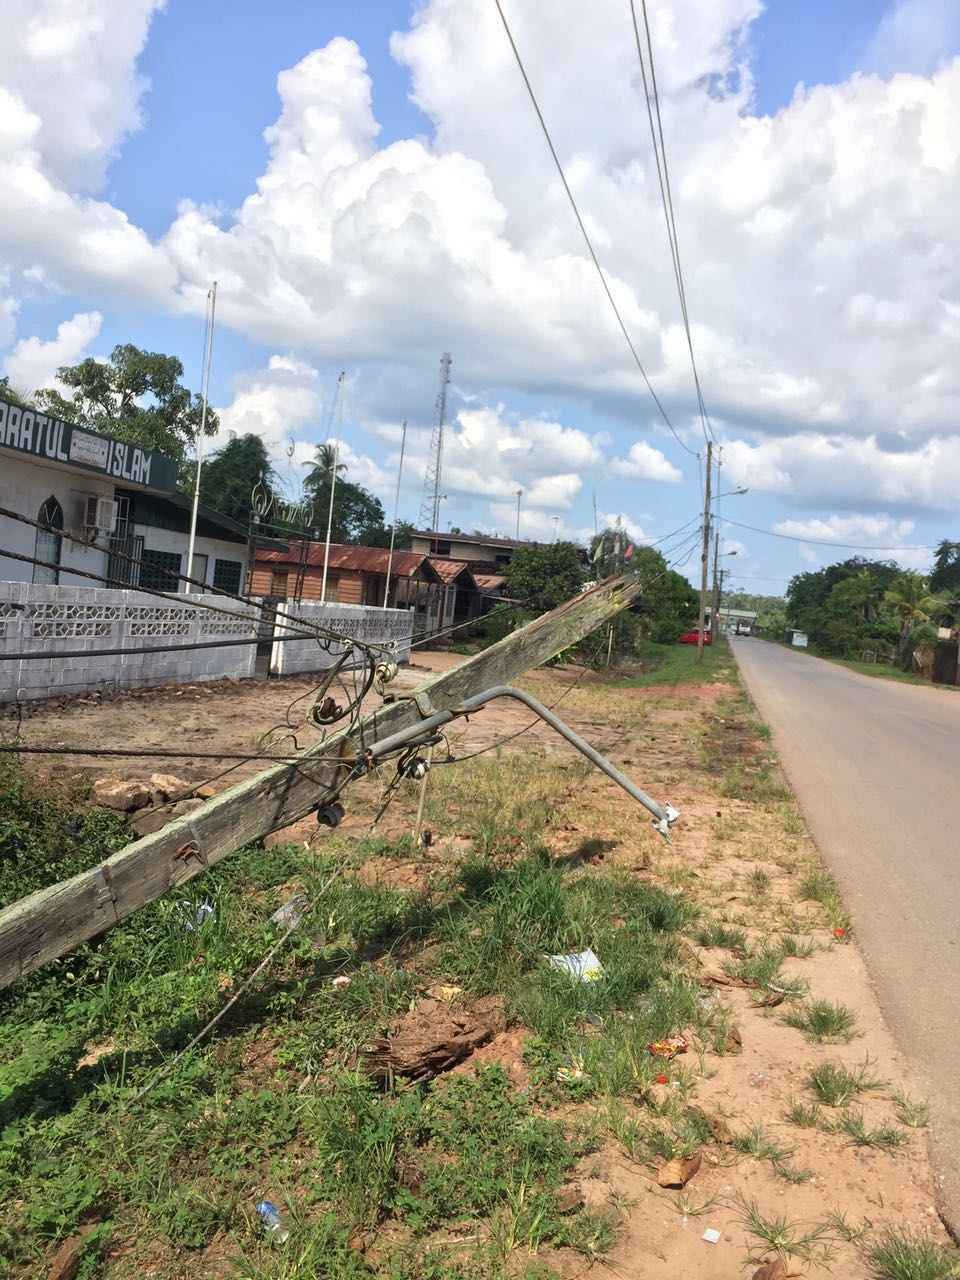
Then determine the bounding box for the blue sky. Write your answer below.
[2,0,959,598]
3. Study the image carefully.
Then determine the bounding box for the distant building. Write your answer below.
[252,542,490,637]
[718,607,758,635]
[409,530,525,574]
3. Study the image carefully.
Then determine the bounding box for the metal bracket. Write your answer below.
[381,689,437,719]
[367,684,680,840]
[92,865,116,907]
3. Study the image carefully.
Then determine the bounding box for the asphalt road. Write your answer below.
[730,637,960,1231]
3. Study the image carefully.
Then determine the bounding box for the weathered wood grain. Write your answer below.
[0,575,642,986]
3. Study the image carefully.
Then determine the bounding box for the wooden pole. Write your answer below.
[697,440,712,661]
[0,574,644,988]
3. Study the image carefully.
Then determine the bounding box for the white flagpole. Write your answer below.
[185,281,217,590]
[320,371,345,603]
[383,419,407,607]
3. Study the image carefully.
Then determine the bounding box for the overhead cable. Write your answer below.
[630,0,715,448]
[722,518,937,552]
[493,0,699,458]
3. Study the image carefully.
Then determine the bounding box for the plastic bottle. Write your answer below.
[255,1200,290,1243]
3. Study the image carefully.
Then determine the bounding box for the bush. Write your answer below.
[649,617,686,645]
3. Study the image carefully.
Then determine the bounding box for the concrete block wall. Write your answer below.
[0,583,258,701]
[271,601,414,677]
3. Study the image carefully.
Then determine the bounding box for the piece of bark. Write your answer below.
[46,1226,96,1280]
[657,1151,702,1188]
[687,1104,733,1145]
[701,970,759,989]
[724,1026,743,1054]
[751,1257,787,1280]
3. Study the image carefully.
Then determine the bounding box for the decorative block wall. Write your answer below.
[270,601,413,677]
[0,584,259,702]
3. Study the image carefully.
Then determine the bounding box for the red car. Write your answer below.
[679,628,711,645]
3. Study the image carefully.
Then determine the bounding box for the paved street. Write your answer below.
[731,637,960,1228]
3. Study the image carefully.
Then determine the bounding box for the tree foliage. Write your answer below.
[784,556,951,661]
[503,541,586,612]
[930,540,960,597]
[196,434,274,524]
[36,344,218,470]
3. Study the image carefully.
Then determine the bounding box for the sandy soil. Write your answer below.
[9,652,953,1277]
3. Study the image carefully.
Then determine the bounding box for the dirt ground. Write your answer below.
[8,652,954,1277]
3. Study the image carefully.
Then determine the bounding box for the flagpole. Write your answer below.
[383,420,407,607]
[320,372,345,604]
[186,281,217,590]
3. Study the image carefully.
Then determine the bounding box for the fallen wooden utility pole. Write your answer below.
[0,574,645,988]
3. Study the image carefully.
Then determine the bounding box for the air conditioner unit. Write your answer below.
[79,495,118,539]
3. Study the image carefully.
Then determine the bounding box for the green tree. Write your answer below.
[303,441,347,494]
[302,445,390,544]
[0,377,34,408]
[503,541,586,612]
[36,343,218,470]
[883,574,949,663]
[196,434,275,524]
[929,540,960,596]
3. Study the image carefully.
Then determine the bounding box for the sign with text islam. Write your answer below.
[0,397,179,493]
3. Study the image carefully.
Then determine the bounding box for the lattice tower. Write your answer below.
[419,352,452,531]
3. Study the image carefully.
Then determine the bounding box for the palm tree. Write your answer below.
[883,574,950,661]
[830,570,886,622]
[303,442,346,497]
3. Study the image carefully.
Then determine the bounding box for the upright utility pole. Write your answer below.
[711,524,720,632]
[419,353,452,534]
[697,440,712,661]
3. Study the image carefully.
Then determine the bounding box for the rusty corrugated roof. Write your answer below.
[428,558,473,584]
[255,543,443,581]
[473,573,505,592]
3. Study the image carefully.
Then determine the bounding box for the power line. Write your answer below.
[493,0,698,459]
[722,518,937,552]
[629,0,715,449]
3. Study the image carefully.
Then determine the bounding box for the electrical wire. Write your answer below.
[722,518,937,552]
[0,505,391,654]
[492,0,698,459]
[629,0,715,449]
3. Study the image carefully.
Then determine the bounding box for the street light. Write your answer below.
[516,489,523,540]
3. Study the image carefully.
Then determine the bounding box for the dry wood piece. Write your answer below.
[724,1026,743,1054]
[360,997,504,1082]
[751,1257,788,1280]
[657,1151,702,1188]
[700,970,760,989]
[751,990,786,1008]
[686,1104,733,1145]
[46,1225,96,1280]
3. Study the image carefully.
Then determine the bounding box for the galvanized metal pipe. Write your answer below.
[369,684,672,826]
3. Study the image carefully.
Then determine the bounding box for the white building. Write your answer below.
[0,394,252,593]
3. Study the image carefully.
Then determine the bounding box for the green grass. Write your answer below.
[838,1112,910,1151]
[893,1089,931,1128]
[809,1059,888,1107]
[621,639,734,687]
[0,746,704,1279]
[731,1122,794,1164]
[867,1227,960,1279]
[783,998,860,1043]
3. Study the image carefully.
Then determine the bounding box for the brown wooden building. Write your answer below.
[251,542,488,637]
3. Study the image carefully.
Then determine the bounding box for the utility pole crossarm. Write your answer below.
[0,574,645,988]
